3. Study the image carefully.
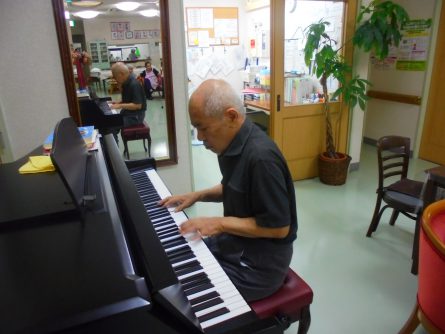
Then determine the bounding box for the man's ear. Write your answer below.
[224,108,239,123]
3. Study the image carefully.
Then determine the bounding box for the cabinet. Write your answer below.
[88,40,110,69]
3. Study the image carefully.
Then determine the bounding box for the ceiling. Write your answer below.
[66,1,160,18]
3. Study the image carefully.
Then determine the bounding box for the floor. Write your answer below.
[186,142,438,334]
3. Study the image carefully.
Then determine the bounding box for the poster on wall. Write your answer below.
[371,19,432,71]
[396,19,432,71]
[111,22,130,40]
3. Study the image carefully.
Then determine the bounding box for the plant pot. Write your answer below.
[318,152,352,185]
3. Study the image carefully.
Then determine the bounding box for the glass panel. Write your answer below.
[243,2,270,117]
[284,0,344,106]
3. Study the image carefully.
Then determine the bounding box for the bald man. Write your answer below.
[159,79,297,302]
[111,62,146,129]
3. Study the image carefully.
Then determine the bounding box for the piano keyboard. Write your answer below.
[130,169,252,331]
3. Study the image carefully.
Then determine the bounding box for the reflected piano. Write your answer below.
[0,117,281,334]
[78,88,123,134]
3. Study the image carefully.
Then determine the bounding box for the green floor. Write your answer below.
[188,142,437,334]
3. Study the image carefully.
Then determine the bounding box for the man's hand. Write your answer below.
[180,217,224,238]
[158,192,201,212]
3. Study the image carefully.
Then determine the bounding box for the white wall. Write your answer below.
[0,0,69,161]
[0,0,193,195]
[362,0,437,150]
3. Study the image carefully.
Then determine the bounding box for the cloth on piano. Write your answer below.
[18,156,55,174]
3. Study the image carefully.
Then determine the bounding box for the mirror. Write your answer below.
[52,0,177,166]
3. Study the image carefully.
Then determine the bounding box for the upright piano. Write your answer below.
[78,89,123,134]
[0,118,281,334]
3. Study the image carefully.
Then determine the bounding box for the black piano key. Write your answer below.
[179,271,207,285]
[161,237,187,248]
[192,297,224,313]
[184,282,214,297]
[174,263,203,277]
[165,244,190,256]
[157,230,180,240]
[173,259,200,272]
[189,291,220,306]
[182,276,211,291]
[197,307,230,323]
[168,252,195,264]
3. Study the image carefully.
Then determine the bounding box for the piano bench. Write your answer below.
[249,269,313,334]
[121,121,151,160]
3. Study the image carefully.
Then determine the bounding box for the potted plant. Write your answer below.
[303,0,409,185]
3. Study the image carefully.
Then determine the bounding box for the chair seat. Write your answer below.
[384,190,423,211]
[121,121,151,159]
[122,122,150,139]
[249,269,313,321]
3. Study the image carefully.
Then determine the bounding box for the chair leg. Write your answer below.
[148,140,151,157]
[297,306,311,334]
[398,302,420,334]
[367,195,383,237]
[411,215,421,275]
[142,138,147,152]
[389,210,400,226]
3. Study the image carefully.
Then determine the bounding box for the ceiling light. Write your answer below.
[70,1,103,8]
[73,10,101,19]
[115,2,140,11]
[65,10,70,19]
[140,9,159,17]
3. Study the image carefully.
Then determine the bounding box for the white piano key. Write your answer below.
[132,169,252,330]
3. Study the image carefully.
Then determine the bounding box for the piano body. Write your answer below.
[0,118,282,334]
[78,90,123,134]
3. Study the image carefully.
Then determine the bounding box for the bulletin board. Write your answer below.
[186,7,239,47]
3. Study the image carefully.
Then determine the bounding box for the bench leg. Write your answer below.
[297,306,311,334]
[123,140,130,159]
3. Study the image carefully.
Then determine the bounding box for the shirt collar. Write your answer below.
[220,118,253,157]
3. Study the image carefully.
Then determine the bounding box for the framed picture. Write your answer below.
[126,31,133,39]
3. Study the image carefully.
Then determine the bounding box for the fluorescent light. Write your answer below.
[73,10,100,19]
[115,2,140,11]
[65,11,70,19]
[139,9,159,17]
[70,1,103,8]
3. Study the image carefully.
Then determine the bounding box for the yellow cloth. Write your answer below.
[19,156,55,174]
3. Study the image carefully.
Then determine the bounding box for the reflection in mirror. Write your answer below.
[52,0,177,166]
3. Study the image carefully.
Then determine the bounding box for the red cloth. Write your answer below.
[72,51,87,89]
[418,211,445,332]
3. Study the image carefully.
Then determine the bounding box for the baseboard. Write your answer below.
[349,162,360,172]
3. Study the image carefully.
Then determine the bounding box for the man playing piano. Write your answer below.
[160,79,297,302]
[109,62,146,141]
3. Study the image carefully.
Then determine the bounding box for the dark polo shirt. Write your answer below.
[205,118,297,302]
[121,75,146,126]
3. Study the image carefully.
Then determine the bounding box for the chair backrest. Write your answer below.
[418,199,445,332]
[423,166,445,208]
[376,136,410,190]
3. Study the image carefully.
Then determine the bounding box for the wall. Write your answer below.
[183,0,248,93]
[363,0,437,150]
[0,0,69,162]
[83,16,161,66]
[0,0,193,195]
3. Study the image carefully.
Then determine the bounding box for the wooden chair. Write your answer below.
[366,136,424,274]
[398,199,445,334]
[121,121,151,160]
[249,269,313,334]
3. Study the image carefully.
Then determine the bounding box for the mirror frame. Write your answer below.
[51,0,178,167]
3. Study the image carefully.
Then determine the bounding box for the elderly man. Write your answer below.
[111,62,146,128]
[159,79,297,302]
